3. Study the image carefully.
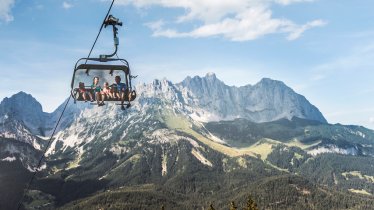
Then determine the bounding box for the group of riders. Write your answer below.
[78,75,132,110]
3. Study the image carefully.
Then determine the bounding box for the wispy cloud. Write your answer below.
[0,0,15,22]
[311,42,374,81]
[286,20,327,40]
[62,1,73,10]
[116,0,325,41]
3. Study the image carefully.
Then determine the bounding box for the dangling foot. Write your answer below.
[121,105,126,110]
[126,103,131,108]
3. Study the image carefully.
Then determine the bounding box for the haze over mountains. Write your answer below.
[1,74,374,209]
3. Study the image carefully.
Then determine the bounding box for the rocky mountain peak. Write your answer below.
[180,72,223,87]
[0,92,46,134]
[177,75,326,123]
[1,91,43,113]
[257,77,286,86]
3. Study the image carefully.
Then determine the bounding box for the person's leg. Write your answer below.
[89,92,94,101]
[82,92,87,101]
[101,93,105,104]
[120,91,125,105]
[126,91,132,108]
[96,92,101,105]
[119,91,125,110]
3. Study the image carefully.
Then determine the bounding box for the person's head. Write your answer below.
[115,76,121,84]
[93,77,99,85]
[79,82,85,89]
[104,82,109,87]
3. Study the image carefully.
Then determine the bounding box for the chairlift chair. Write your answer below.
[70,57,136,104]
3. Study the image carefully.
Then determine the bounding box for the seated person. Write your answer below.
[78,82,93,102]
[91,77,104,106]
[112,76,132,110]
[101,82,113,100]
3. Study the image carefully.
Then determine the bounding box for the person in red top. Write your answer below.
[78,82,93,102]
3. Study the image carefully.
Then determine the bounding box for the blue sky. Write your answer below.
[1,0,374,128]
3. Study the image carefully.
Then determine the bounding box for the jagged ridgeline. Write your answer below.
[1,74,374,209]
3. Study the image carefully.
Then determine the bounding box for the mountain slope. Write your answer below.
[27,104,374,209]
[2,74,374,209]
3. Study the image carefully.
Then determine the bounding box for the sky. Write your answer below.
[1,0,374,128]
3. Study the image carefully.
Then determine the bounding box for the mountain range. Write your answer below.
[1,73,374,209]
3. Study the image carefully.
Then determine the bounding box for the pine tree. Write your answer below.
[230,201,238,210]
[245,195,259,210]
[207,203,215,210]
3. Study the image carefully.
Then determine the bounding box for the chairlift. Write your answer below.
[70,15,136,109]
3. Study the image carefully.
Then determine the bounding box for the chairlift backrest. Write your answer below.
[70,57,135,103]
[71,58,131,89]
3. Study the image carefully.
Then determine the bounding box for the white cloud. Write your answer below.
[286,19,327,40]
[116,0,325,41]
[0,0,15,22]
[274,0,314,5]
[63,1,73,10]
